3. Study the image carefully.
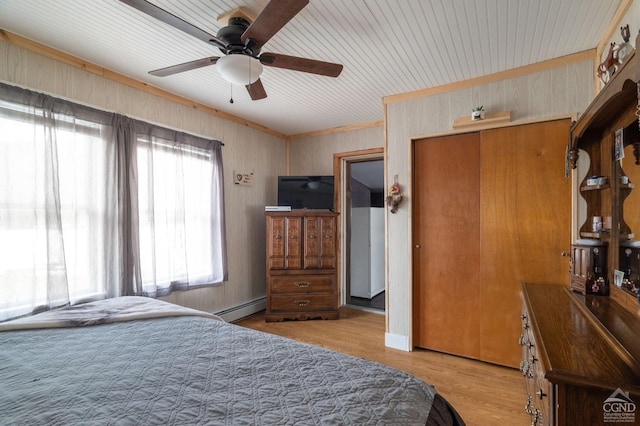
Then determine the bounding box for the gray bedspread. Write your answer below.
[0,298,462,425]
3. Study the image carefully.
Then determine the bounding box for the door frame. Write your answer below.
[333,148,385,314]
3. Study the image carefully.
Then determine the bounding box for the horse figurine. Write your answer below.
[617,24,634,65]
[598,42,619,84]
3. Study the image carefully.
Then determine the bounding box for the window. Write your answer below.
[0,100,117,320]
[0,83,226,322]
[136,134,226,296]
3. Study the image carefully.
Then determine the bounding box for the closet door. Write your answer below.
[412,119,570,367]
[479,119,571,367]
[412,132,481,358]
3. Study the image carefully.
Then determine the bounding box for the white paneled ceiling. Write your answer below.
[0,0,622,136]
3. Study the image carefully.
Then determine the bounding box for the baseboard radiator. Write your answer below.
[215,297,266,323]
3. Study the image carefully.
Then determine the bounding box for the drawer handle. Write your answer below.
[524,395,533,415]
[520,361,533,378]
[520,361,528,376]
[295,300,311,307]
[519,333,527,345]
[275,235,282,240]
[524,397,543,426]
[532,408,542,425]
[296,281,311,288]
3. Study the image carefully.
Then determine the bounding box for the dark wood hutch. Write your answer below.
[520,33,640,425]
[568,33,640,300]
[264,210,339,322]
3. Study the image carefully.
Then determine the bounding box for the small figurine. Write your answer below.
[471,105,485,121]
[592,276,607,295]
[386,182,403,213]
[616,24,635,65]
[598,42,620,84]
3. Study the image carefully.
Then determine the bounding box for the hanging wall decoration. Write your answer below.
[386,176,403,213]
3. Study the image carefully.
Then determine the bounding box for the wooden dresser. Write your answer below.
[265,210,339,322]
[520,283,640,425]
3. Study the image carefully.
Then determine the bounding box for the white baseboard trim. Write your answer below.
[215,297,266,323]
[385,332,410,351]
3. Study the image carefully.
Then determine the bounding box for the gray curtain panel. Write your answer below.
[0,82,227,321]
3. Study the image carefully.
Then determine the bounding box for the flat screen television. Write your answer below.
[277,175,334,210]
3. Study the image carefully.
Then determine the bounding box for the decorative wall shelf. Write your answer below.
[568,31,640,306]
[452,111,511,129]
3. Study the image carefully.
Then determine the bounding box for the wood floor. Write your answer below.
[235,307,530,426]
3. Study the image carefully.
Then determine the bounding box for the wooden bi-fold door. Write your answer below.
[412,119,571,367]
[412,132,482,360]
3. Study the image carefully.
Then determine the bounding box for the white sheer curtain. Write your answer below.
[0,83,227,321]
[0,90,121,321]
[134,126,227,297]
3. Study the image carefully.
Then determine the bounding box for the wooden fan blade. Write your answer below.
[119,0,225,48]
[241,0,308,48]
[260,53,343,77]
[149,57,220,77]
[246,79,267,100]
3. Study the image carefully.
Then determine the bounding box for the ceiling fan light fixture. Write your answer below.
[217,54,263,85]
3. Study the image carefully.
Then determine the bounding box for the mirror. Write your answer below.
[620,143,640,295]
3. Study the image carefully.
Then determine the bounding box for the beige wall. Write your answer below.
[289,126,384,176]
[0,36,597,343]
[288,126,385,318]
[384,59,595,348]
[286,60,596,349]
[0,39,286,315]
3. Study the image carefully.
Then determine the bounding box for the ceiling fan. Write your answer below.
[118,0,343,101]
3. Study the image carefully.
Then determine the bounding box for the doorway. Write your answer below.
[345,159,385,311]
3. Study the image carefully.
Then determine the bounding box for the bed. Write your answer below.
[0,297,464,425]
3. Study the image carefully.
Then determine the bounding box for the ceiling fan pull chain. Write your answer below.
[229,84,234,104]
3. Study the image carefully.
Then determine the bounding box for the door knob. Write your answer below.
[415,244,421,248]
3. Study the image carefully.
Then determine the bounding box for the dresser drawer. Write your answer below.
[520,293,554,425]
[269,275,334,294]
[527,342,551,425]
[269,293,334,312]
